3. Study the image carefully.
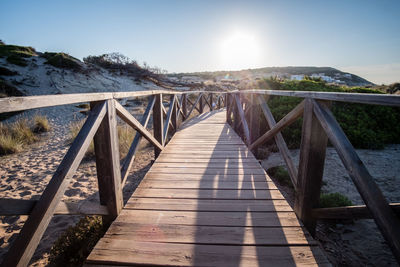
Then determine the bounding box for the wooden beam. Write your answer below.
[294,99,329,236]
[182,94,187,120]
[93,99,123,222]
[1,101,107,267]
[226,94,233,125]
[120,96,155,186]
[153,94,164,158]
[187,97,201,113]
[312,99,400,261]
[257,95,298,186]
[199,93,204,113]
[172,96,178,133]
[312,203,400,220]
[249,94,260,155]
[240,89,400,107]
[234,94,251,145]
[0,199,109,216]
[163,96,176,144]
[209,93,214,111]
[186,93,203,118]
[115,101,163,151]
[249,100,305,151]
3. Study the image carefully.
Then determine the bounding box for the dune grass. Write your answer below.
[69,119,136,159]
[0,115,50,155]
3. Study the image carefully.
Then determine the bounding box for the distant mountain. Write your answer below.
[171,66,374,87]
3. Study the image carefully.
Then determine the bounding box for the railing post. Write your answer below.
[233,93,241,134]
[294,98,329,236]
[218,95,222,109]
[92,99,123,224]
[209,93,213,111]
[153,94,164,158]
[172,95,178,132]
[249,93,260,154]
[182,94,187,121]
[226,94,232,125]
[199,93,204,114]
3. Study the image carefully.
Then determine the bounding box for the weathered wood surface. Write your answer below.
[86,109,329,266]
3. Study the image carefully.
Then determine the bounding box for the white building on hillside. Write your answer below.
[290,74,304,81]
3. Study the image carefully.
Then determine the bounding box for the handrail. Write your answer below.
[226,90,400,263]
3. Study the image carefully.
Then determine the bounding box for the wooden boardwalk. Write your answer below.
[86,110,330,266]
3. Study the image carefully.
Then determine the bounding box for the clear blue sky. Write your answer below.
[1,0,400,84]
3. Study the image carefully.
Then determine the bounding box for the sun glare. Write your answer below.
[219,31,261,70]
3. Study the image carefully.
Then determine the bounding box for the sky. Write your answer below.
[1,0,400,84]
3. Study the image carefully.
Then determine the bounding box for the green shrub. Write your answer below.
[256,78,400,149]
[49,216,105,266]
[11,118,37,144]
[319,192,352,208]
[0,44,36,67]
[267,166,293,188]
[42,52,82,70]
[76,103,90,109]
[0,133,22,154]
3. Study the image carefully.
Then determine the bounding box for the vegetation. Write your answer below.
[0,115,50,155]
[0,66,18,76]
[256,78,400,149]
[41,52,82,70]
[267,166,293,188]
[0,43,36,67]
[49,216,105,266]
[83,52,164,80]
[319,192,352,208]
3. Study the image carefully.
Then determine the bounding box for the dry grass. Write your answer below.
[0,115,50,155]
[69,119,137,159]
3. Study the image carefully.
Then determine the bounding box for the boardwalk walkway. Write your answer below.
[86,110,330,266]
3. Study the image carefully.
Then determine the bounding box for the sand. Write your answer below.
[262,145,400,266]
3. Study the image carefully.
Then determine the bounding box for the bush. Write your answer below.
[256,78,400,149]
[42,52,82,70]
[319,192,352,208]
[0,66,18,76]
[49,216,105,266]
[33,115,50,133]
[267,166,293,188]
[0,44,36,67]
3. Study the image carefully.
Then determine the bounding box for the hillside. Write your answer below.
[171,66,374,87]
[0,43,182,99]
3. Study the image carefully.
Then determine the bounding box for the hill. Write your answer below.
[170,66,374,87]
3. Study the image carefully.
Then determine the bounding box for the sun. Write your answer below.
[219,31,261,70]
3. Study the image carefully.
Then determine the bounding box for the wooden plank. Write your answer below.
[120,95,155,186]
[133,188,284,200]
[257,95,298,186]
[182,94,187,120]
[138,180,277,190]
[125,198,291,212]
[144,173,272,182]
[148,168,266,175]
[104,223,314,245]
[154,158,258,163]
[0,199,109,216]
[313,99,400,261]
[312,203,400,220]
[86,240,330,266]
[151,162,261,169]
[1,101,107,267]
[93,99,123,220]
[249,100,305,150]
[115,100,163,151]
[115,209,300,227]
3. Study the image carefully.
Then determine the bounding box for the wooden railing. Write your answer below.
[1,88,400,265]
[226,90,400,263]
[0,90,226,267]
